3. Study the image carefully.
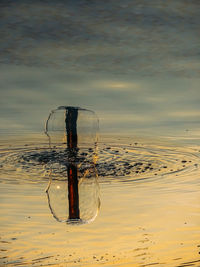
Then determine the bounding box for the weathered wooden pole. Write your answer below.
[65,107,80,220]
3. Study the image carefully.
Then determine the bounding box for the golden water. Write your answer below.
[0,135,200,267]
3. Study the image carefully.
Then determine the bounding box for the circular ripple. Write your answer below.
[97,142,200,184]
[0,141,199,184]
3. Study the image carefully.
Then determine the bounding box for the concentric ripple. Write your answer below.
[97,141,200,184]
[0,139,200,184]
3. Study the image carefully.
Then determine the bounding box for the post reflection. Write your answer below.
[45,106,100,225]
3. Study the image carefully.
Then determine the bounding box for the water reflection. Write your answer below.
[45,106,100,224]
[46,165,100,224]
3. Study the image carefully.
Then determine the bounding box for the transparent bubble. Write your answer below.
[45,106,100,225]
[46,165,100,224]
[45,106,99,151]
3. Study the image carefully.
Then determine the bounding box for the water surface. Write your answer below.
[1,0,200,266]
[0,136,200,266]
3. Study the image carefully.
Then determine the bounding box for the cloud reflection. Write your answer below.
[0,1,200,76]
[0,64,200,136]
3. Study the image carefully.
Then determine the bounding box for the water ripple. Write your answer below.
[0,139,199,185]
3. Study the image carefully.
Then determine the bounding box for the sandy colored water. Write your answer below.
[0,135,200,267]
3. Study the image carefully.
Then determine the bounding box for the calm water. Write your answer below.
[1,1,200,266]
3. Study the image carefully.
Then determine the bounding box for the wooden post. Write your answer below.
[67,163,80,219]
[65,107,80,220]
[65,107,78,149]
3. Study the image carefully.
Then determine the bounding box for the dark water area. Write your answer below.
[0,0,200,137]
[0,1,200,266]
[1,0,200,75]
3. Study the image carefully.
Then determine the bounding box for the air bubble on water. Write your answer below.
[45,106,100,225]
[46,172,100,224]
[45,106,99,152]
